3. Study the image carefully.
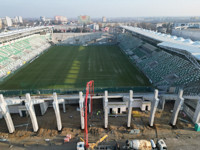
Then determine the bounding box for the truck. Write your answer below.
[77,142,85,150]
[156,139,167,150]
[125,140,152,150]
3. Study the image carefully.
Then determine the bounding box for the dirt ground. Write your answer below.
[0,99,199,150]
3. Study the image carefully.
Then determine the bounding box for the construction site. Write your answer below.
[1,26,200,150]
[0,88,200,150]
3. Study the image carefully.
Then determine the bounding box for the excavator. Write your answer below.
[77,80,108,150]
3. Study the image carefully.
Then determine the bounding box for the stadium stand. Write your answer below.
[117,32,200,94]
[0,33,51,79]
[53,33,104,45]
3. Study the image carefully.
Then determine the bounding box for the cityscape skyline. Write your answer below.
[0,0,200,18]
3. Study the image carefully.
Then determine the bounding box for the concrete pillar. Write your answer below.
[0,94,15,133]
[79,91,84,130]
[53,92,62,131]
[159,96,165,110]
[170,89,184,126]
[25,93,39,132]
[127,90,133,128]
[149,89,159,127]
[104,91,108,129]
[193,99,200,124]
[62,100,66,113]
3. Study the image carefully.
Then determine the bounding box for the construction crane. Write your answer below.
[77,80,108,150]
[84,80,94,149]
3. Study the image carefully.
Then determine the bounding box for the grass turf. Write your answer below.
[0,45,151,90]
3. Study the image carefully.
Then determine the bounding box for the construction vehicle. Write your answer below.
[79,135,108,150]
[125,140,152,150]
[156,139,167,150]
[77,80,108,150]
[84,80,94,149]
[88,134,108,149]
[77,142,85,150]
[150,139,156,150]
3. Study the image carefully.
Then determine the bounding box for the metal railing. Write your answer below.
[0,86,154,96]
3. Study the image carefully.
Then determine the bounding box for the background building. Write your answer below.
[172,22,200,41]
[40,16,46,22]
[102,16,106,23]
[5,16,12,27]
[173,22,200,29]
[157,26,167,33]
[0,19,2,29]
[54,16,68,24]
[18,16,23,24]
[14,16,23,24]
[78,15,91,25]
[172,28,200,41]
[14,16,18,23]
[87,23,99,31]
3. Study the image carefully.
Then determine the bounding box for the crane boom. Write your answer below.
[84,80,94,149]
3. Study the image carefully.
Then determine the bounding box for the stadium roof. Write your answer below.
[0,26,49,38]
[121,26,200,60]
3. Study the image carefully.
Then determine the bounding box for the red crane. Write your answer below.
[84,80,94,149]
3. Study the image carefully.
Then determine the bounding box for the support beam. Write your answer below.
[127,90,133,128]
[25,93,39,132]
[53,92,62,131]
[149,89,159,127]
[193,99,200,124]
[104,91,108,129]
[170,89,184,126]
[79,91,84,130]
[0,94,15,133]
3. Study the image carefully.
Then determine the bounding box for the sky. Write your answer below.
[0,0,200,18]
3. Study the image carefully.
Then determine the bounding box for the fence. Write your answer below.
[0,86,154,96]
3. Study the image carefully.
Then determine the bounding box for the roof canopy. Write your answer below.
[0,26,49,38]
[121,26,200,60]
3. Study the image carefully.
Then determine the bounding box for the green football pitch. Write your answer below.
[0,45,151,90]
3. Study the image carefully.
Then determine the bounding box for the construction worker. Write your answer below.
[96,110,101,119]
[115,143,120,150]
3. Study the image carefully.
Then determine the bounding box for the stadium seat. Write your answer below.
[0,34,51,78]
[118,33,200,93]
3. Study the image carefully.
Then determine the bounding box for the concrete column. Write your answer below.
[170,89,184,126]
[159,96,165,110]
[149,89,159,127]
[25,93,39,132]
[104,91,108,129]
[53,92,62,131]
[127,90,133,128]
[0,94,15,133]
[193,99,200,124]
[79,91,84,130]
[63,100,66,113]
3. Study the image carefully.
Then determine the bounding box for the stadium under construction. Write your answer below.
[0,25,200,149]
